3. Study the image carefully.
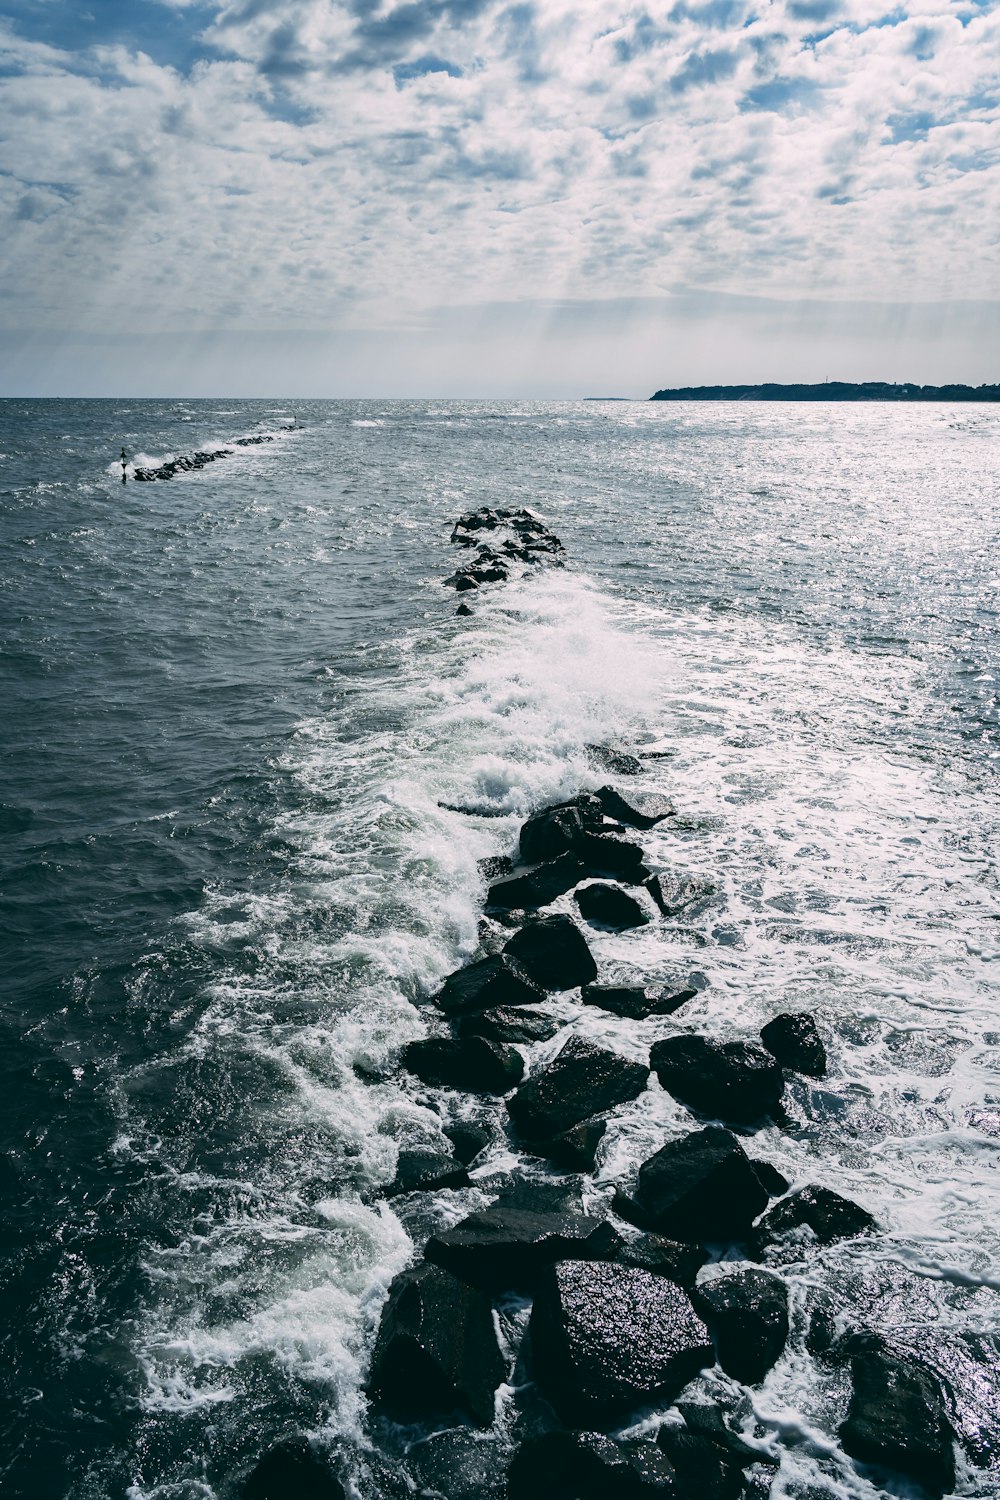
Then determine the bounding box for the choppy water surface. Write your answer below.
[1,399,998,1499]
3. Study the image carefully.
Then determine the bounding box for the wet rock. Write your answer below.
[507,1431,680,1500]
[444,1121,493,1164]
[630,1126,771,1243]
[384,1148,471,1198]
[574,882,649,930]
[595,785,675,829]
[573,830,647,874]
[674,1402,768,1467]
[369,1263,505,1426]
[839,1334,956,1496]
[493,1179,583,1214]
[519,797,603,864]
[468,564,508,584]
[408,1428,506,1500]
[750,1158,790,1198]
[456,602,475,616]
[402,1036,524,1094]
[507,1035,649,1142]
[586,743,645,776]
[424,1205,621,1291]
[435,953,545,1015]
[655,1427,745,1500]
[487,852,588,910]
[446,572,480,592]
[644,874,715,917]
[693,1269,789,1384]
[478,854,514,880]
[751,1184,877,1251]
[535,1116,607,1171]
[611,1234,707,1289]
[530,1260,713,1424]
[502,914,598,991]
[651,1035,785,1125]
[243,1438,346,1500]
[760,1012,827,1078]
[459,1006,562,1046]
[581,981,699,1020]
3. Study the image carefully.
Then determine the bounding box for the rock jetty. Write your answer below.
[132,433,274,481]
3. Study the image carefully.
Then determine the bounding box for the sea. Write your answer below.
[1,398,998,1500]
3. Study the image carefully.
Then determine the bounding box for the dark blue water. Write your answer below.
[1,399,998,1499]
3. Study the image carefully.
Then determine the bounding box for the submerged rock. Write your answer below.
[839,1334,956,1496]
[581,981,698,1019]
[502,914,598,991]
[456,601,475,616]
[459,1006,562,1046]
[534,1116,607,1171]
[751,1184,877,1251]
[585,743,645,776]
[384,1148,470,1197]
[693,1268,789,1384]
[651,1034,785,1125]
[574,881,649,929]
[644,873,714,918]
[630,1126,771,1243]
[507,1035,649,1142]
[487,852,588,910]
[435,953,545,1015]
[530,1260,713,1424]
[507,1431,681,1499]
[402,1035,524,1093]
[760,1012,827,1077]
[424,1204,621,1291]
[611,1233,707,1289]
[594,784,675,829]
[369,1263,505,1426]
[243,1438,346,1500]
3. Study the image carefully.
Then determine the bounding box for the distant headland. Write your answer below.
[649,381,1000,402]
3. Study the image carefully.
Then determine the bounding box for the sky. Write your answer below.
[1,0,998,395]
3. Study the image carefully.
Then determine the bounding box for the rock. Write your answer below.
[574,882,649,930]
[507,1036,649,1142]
[468,565,508,584]
[435,953,546,1015]
[368,1263,505,1426]
[760,1012,827,1077]
[529,1260,713,1424]
[573,830,647,874]
[493,1179,582,1213]
[502,915,598,991]
[655,1427,745,1500]
[839,1335,956,1496]
[459,1006,562,1046]
[519,797,603,864]
[612,1233,707,1289]
[594,785,675,829]
[243,1439,346,1500]
[456,602,474,616]
[447,573,480,592]
[751,1184,877,1250]
[644,874,714,917]
[750,1158,790,1197]
[581,982,699,1020]
[407,1428,506,1500]
[384,1148,471,1198]
[402,1036,524,1093]
[693,1268,789,1384]
[507,1431,680,1500]
[674,1402,768,1467]
[478,854,514,880]
[630,1126,771,1243]
[585,743,645,776]
[650,1035,785,1125]
[535,1117,607,1171]
[487,852,588,910]
[444,1121,493,1164]
[424,1205,621,1291]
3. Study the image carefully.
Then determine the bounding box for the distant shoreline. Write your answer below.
[649,381,1000,402]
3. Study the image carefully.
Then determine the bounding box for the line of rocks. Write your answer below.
[132,434,274,481]
[241,511,962,1500]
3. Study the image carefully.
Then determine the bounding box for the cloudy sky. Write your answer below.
[1,0,997,394]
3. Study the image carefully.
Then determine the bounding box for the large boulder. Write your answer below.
[459,1006,561,1046]
[574,882,649,930]
[651,1035,784,1125]
[534,1116,607,1172]
[839,1335,956,1496]
[611,1234,707,1289]
[581,981,699,1020]
[594,785,675,829]
[655,1427,745,1500]
[243,1439,346,1500]
[486,852,588,911]
[693,1268,789,1384]
[424,1204,621,1291]
[529,1261,713,1424]
[507,1431,681,1499]
[368,1263,505,1426]
[629,1126,771,1243]
[503,915,598,991]
[507,1036,649,1142]
[760,1012,827,1077]
[384,1148,470,1197]
[751,1184,877,1251]
[573,830,647,874]
[519,797,603,864]
[435,953,545,1015]
[402,1036,524,1094]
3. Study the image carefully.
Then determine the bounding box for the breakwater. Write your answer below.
[132,433,274,480]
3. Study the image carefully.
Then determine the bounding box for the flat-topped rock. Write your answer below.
[581,981,699,1019]
[487,852,588,910]
[507,1035,649,1142]
[384,1148,470,1197]
[760,1011,827,1077]
[425,1204,621,1291]
[631,1126,771,1243]
[574,881,649,929]
[594,784,675,829]
[503,914,598,990]
[573,829,647,874]
[751,1184,877,1252]
[507,1431,682,1499]
[693,1268,789,1384]
[611,1233,707,1289]
[435,953,545,1015]
[402,1035,524,1093]
[459,1006,562,1046]
[840,1334,956,1496]
[530,1260,713,1424]
[651,1034,784,1124]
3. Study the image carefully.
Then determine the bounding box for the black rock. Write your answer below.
[693,1269,789,1384]
[611,1233,707,1289]
[632,1126,771,1243]
[529,1260,713,1424]
[655,1427,745,1500]
[425,1205,621,1291]
[574,882,649,929]
[519,797,604,864]
[469,565,508,584]
[435,953,546,1015]
[402,1036,524,1094]
[535,1116,607,1171]
[507,1431,680,1500]
[502,914,598,990]
[574,830,647,874]
[444,1121,493,1164]
[651,1035,785,1125]
[447,573,480,592]
[585,743,645,775]
[459,1006,562,1045]
[751,1184,877,1250]
[595,785,675,829]
[478,854,514,880]
[487,852,588,910]
[243,1438,346,1500]
[750,1159,790,1197]
[384,1148,471,1198]
[675,1402,767,1466]
[407,1428,505,1500]
[760,1012,827,1077]
[581,981,698,1020]
[368,1262,505,1426]
[507,1035,649,1142]
[456,602,474,616]
[840,1335,956,1496]
[644,873,714,918]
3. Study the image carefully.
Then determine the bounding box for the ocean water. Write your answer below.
[1,398,998,1500]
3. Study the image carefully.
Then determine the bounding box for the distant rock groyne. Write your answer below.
[132,434,274,481]
[650,381,1000,402]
